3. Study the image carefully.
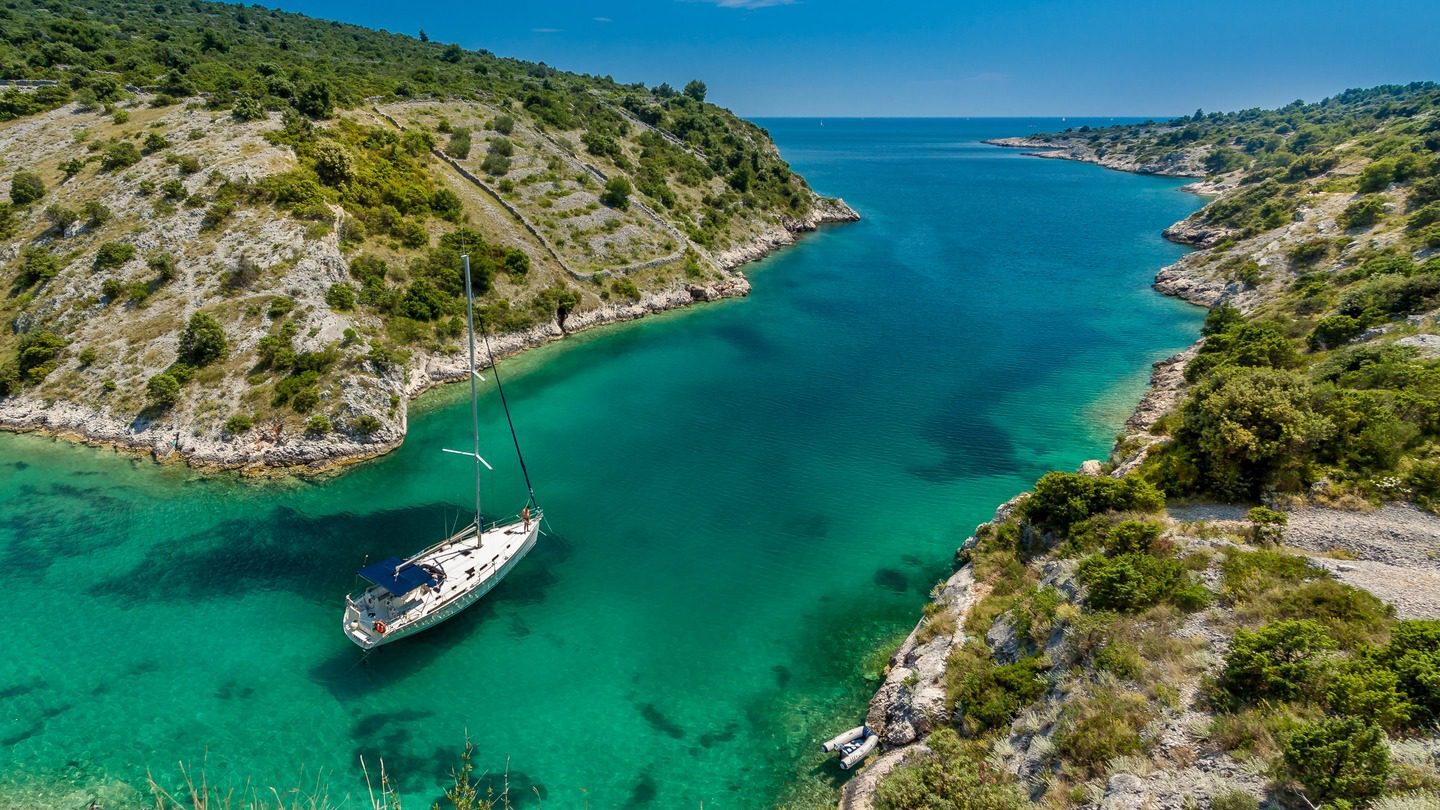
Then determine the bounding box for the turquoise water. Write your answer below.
[0,119,1202,809]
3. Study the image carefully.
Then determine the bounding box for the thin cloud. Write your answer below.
[691,0,797,8]
[593,16,613,22]
[531,27,562,33]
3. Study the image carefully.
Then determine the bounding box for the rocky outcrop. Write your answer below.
[714,197,860,270]
[1124,346,1198,434]
[866,565,979,747]
[1161,217,1238,248]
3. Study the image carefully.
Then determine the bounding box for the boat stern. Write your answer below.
[343,596,383,650]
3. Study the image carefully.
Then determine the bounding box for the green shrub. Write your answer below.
[1245,506,1288,544]
[267,297,295,319]
[305,415,331,436]
[601,176,632,209]
[1019,472,1164,534]
[1308,315,1365,351]
[46,204,78,232]
[945,644,1048,735]
[873,727,1027,810]
[1325,658,1415,731]
[143,132,170,152]
[1289,239,1333,266]
[1102,520,1166,556]
[1185,320,1300,381]
[444,128,471,159]
[1374,619,1440,723]
[1055,687,1151,776]
[101,141,142,171]
[93,241,136,270]
[146,372,181,407]
[9,170,45,205]
[481,150,510,176]
[17,246,61,286]
[1358,160,1396,193]
[1275,579,1393,646]
[1340,196,1386,230]
[326,283,357,311]
[1172,367,1332,499]
[148,252,177,282]
[83,200,112,227]
[611,277,640,302]
[1219,619,1336,703]
[178,312,228,366]
[351,414,381,437]
[16,330,66,383]
[77,347,97,367]
[492,114,515,135]
[231,95,265,122]
[1282,717,1390,804]
[223,413,254,435]
[201,199,236,230]
[1079,552,1209,613]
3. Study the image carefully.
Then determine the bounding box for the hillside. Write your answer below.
[0,0,857,470]
[841,83,1440,810]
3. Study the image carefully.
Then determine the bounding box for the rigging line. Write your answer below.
[480,326,537,507]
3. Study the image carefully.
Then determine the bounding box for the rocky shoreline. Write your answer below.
[0,200,857,476]
[984,136,1207,178]
[838,142,1220,809]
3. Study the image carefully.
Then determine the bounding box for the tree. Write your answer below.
[441,43,463,63]
[600,176,631,209]
[146,373,181,408]
[1282,718,1390,805]
[296,80,334,119]
[10,170,45,205]
[418,28,429,42]
[178,312,228,366]
[1174,367,1332,499]
[683,79,707,102]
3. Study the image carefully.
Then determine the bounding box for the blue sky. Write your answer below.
[259,0,1440,117]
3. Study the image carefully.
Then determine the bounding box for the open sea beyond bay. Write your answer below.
[0,119,1204,809]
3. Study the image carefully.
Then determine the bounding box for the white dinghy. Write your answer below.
[342,253,542,651]
[822,725,878,770]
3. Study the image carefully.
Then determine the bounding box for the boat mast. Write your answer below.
[463,254,483,533]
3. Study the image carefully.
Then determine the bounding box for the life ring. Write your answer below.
[373,620,387,635]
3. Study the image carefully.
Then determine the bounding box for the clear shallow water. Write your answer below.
[0,119,1202,809]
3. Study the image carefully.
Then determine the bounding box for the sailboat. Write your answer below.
[342,254,541,650]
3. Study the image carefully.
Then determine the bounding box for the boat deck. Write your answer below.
[344,517,537,648]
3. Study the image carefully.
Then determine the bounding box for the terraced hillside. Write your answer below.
[0,0,856,470]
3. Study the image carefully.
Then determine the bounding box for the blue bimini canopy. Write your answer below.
[358,558,438,595]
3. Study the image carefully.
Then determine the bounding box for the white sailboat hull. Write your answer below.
[343,515,540,650]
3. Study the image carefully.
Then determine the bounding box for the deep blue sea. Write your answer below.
[0,119,1203,809]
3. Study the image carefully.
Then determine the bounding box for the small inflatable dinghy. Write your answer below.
[821,725,878,770]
